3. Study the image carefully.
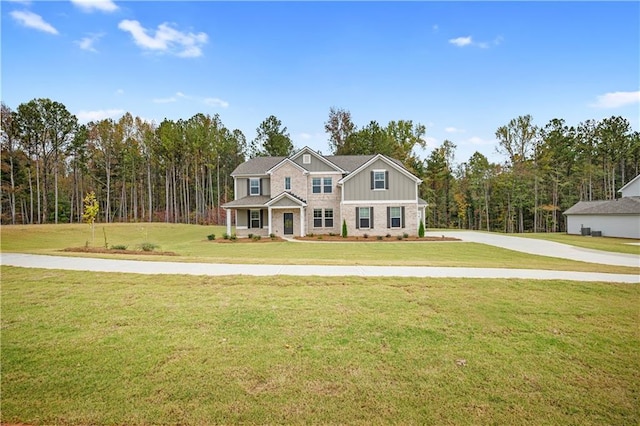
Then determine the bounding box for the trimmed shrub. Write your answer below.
[342,219,348,238]
[397,235,403,240]
[207,234,215,241]
[223,232,230,240]
[252,235,261,241]
[140,242,158,252]
[418,220,425,238]
[363,233,369,239]
[111,244,128,250]
[376,236,383,241]
[403,232,409,239]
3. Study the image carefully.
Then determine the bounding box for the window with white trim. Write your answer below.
[303,154,311,164]
[312,178,321,194]
[313,209,323,228]
[359,207,371,229]
[249,178,260,196]
[390,207,401,228]
[373,171,386,190]
[323,177,332,193]
[324,209,334,227]
[285,177,291,191]
[250,210,261,228]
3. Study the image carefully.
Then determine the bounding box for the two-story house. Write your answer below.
[222,147,427,238]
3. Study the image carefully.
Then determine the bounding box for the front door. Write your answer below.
[284,213,294,235]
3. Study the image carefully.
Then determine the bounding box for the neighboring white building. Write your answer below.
[564,174,640,239]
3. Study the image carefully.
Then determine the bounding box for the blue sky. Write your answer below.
[2,0,639,164]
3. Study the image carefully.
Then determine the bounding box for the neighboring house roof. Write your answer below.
[418,198,428,206]
[563,197,640,215]
[618,173,640,196]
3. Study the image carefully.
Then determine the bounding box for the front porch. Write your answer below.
[222,192,308,238]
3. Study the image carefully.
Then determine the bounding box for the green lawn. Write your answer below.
[2,267,638,425]
[1,223,638,275]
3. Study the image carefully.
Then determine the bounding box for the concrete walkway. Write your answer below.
[424,231,640,268]
[1,253,637,283]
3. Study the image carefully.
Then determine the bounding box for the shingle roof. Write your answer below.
[231,153,409,176]
[563,197,640,215]
[324,155,375,172]
[231,157,285,176]
[222,196,270,208]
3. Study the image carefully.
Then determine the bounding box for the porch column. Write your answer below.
[299,206,305,237]
[225,209,231,236]
[268,207,272,235]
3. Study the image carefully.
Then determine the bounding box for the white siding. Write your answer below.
[619,176,640,197]
[566,214,640,239]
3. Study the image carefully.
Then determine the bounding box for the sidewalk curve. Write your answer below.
[425,231,640,268]
[1,253,637,283]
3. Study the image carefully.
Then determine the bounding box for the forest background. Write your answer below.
[1,100,638,233]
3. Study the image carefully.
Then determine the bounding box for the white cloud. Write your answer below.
[589,91,640,109]
[118,19,208,58]
[10,10,58,34]
[75,33,103,52]
[76,108,125,123]
[70,0,118,13]
[467,136,493,146]
[153,96,178,104]
[449,35,502,49]
[298,132,312,140]
[115,89,124,95]
[203,98,229,108]
[449,36,472,47]
[445,127,465,133]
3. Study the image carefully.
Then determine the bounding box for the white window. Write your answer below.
[312,178,321,194]
[303,154,311,164]
[313,209,323,228]
[323,177,332,193]
[250,178,260,196]
[390,207,401,228]
[324,209,334,227]
[285,177,291,191]
[374,171,386,190]
[250,210,261,228]
[359,207,371,229]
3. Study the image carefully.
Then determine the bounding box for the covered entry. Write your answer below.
[266,192,307,237]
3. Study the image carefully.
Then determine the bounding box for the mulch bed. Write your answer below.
[62,247,179,256]
[295,235,461,242]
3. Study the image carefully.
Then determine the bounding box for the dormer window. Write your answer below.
[250,178,260,196]
[303,154,311,164]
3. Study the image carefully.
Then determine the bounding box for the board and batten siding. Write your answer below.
[292,153,337,172]
[236,177,271,198]
[343,159,416,201]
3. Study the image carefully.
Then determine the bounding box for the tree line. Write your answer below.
[1,99,638,233]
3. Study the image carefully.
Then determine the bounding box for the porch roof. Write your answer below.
[222,196,270,208]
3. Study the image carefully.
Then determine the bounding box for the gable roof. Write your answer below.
[337,154,422,185]
[265,191,307,207]
[266,157,308,175]
[618,173,640,194]
[289,147,346,173]
[230,150,416,179]
[564,197,640,215]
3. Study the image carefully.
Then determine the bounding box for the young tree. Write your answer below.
[250,115,294,157]
[82,191,99,243]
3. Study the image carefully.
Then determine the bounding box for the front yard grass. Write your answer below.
[1,266,638,425]
[1,224,638,275]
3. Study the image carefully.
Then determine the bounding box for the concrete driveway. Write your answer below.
[425,231,640,268]
[1,253,638,283]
